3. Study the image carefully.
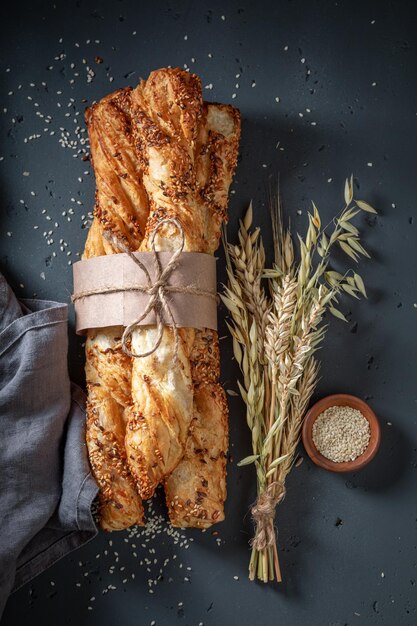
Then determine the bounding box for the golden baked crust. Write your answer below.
[82,68,240,529]
[164,105,240,527]
[126,327,195,499]
[85,328,144,530]
[124,71,240,513]
[83,87,149,530]
[86,87,149,251]
[125,69,204,498]
[164,383,228,528]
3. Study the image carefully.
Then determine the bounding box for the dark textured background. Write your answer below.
[1,0,416,624]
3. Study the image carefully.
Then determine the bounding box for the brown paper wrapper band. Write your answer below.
[72,219,218,361]
[73,246,217,331]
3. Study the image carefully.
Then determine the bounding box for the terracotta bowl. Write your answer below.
[302,394,381,472]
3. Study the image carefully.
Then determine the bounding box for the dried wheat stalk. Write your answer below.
[222,176,376,582]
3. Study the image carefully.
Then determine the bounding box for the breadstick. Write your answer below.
[124,69,202,499]
[124,70,240,518]
[165,103,240,527]
[83,88,149,530]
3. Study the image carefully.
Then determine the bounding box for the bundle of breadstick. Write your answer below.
[82,68,240,531]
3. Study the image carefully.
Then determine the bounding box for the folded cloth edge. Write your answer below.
[11,383,98,594]
[0,299,68,359]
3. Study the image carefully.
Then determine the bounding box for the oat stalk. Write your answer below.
[222,176,376,583]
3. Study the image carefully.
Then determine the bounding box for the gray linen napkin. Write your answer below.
[0,273,98,618]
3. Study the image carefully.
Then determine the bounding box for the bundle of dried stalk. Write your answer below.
[82,68,240,530]
[222,177,376,581]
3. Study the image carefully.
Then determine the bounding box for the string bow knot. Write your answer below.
[105,217,185,361]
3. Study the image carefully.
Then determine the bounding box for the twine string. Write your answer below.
[250,481,286,551]
[72,218,215,360]
[112,218,183,360]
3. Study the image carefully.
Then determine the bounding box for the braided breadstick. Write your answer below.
[165,103,240,527]
[82,68,240,530]
[124,69,202,499]
[123,70,240,519]
[83,88,149,530]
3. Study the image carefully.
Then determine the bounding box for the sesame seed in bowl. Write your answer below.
[302,394,381,472]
